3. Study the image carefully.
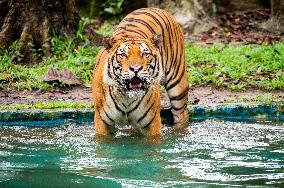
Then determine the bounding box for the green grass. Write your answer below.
[0,37,99,90]
[186,42,284,90]
[224,93,284,104]
[1,93,282,111]
[0,101,93,110]
[95,21,116,36]
[0,20,283,91]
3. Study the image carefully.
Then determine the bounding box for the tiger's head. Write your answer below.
[102,35,163,98]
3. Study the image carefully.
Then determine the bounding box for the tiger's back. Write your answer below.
[93,8,189,136]
[115,8,185,79]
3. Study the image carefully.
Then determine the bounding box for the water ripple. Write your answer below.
[0,119,284,187]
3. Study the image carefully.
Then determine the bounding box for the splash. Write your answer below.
[126,89,146,99]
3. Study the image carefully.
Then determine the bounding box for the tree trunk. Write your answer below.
[147,0,160,7]
[148,0,214,35]
[261,0,284,34]
[0,0,80,64]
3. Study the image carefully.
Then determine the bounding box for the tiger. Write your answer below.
[92,7,189,136]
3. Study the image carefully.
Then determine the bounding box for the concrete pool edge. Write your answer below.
[0,102,283,125]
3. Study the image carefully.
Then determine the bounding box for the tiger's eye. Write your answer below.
[143,52,150,57]
[119,53,127,58]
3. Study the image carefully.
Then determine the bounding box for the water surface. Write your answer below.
[0,120,284,187]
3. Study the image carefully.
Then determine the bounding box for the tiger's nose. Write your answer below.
[129,65,143,73]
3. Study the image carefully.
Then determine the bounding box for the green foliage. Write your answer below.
[0,101,93,110]
[1,21,283,91]
[84,0,125,21]
[238,94,283,104]
[89,0,96,18]
[77,17,94,42]
[0,26,99,90]
[95,22,115,36]
[100,0,125,17]
[185,42,284,90]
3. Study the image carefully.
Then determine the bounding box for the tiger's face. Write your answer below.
[103,36,163,98]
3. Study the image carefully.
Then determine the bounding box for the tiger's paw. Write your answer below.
[141,121,162,137]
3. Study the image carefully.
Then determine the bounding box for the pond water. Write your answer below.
[0,119,284,187]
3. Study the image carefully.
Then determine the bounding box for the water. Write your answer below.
[0,119,284,187]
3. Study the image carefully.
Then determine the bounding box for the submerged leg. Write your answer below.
[140,112,162,137]
[94,112,115,136]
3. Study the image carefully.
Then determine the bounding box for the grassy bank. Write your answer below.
[0,38,99,90]
[0,101,93,110]
[0,93,284,111]
[0,93,283,111]
[0,30,283,90]
[186,42,284,90]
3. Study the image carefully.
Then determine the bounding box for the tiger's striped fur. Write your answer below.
[92,8,189,136]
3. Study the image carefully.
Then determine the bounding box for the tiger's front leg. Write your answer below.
[140,112,162,137]
[94,109,115,136]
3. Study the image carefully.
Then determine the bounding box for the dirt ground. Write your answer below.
[187,9,284,44]
[1,86,283,108]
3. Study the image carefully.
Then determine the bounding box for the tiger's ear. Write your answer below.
[151,34,163,48]
[102,36,116,50]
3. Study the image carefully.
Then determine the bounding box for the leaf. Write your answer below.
[104,7,115,15]
[42,67,79,85]
[59,68,80,85]
[0,73,12,81]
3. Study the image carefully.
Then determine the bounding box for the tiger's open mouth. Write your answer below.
[126,76,144,90]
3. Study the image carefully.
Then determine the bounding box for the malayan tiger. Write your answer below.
[92,7,189,136]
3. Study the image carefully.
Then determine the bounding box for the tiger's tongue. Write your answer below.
[129,77,142,89]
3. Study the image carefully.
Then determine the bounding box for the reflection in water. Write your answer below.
[0,120,284,187]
